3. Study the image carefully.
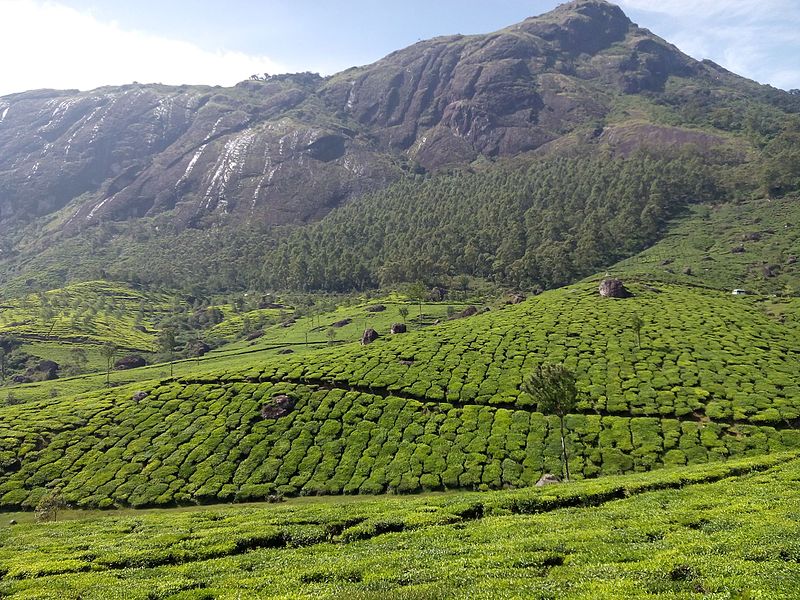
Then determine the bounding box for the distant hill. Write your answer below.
[1,0,799,294]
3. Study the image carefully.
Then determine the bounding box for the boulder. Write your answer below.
[186,341,211,357]
[11,375,32,384]
[115,354,147,370]
[277,348,295,355]
[365,304,386,313]
[361,328,380,345]
[261,395,296,419]
[332,319,351,328]
[390,323,407,334]
[245,330,264,341]
[429,287,447,302]
[787,255,797,265]
[131,391,149,402]
[26,360,59,381]
[507,293,526,305]
[535,474,562,487]
[598,278,632,298]
[8,519,16,525]
[459,305,479,318]
[281,319,296,328]
[731,245,746,254]
[762,264,778,278]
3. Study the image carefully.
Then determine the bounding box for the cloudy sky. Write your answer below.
[1,0,798,96]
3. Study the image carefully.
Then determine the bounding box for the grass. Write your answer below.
[0,451,797,598]
[610,196,800,295]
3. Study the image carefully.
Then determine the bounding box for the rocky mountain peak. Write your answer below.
[0,0,780,245]
[515,0,633,54]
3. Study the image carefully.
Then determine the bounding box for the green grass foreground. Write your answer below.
[0,451,797,598]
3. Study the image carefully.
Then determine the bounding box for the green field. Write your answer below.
[1,452,797,598]
[1,279,799,510]
[611,195,800,295]
[0,281,171,352]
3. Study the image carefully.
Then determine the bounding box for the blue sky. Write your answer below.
[1,0,798,95]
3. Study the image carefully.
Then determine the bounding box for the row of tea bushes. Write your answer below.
[252,283,800,424]
[1,377,797,509]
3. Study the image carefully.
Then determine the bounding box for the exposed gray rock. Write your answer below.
[598,278,632,298]
[459,306,479,318]
[361,328,380,345]
[390,323,407,334]
[115,354,146,370]
[535,473,561,487]
[261,395,296,419]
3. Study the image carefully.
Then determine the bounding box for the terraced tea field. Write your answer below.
[1,280,798,509]
[0,281,171,352]
[257,282,800,424]
[1,452,797,598]
[611,195,800,294]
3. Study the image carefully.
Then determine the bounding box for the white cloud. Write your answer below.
[0,0,288,96]
[618,0,800,89]
[617,0,791,19]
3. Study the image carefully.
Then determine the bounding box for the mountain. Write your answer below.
[1,0,798,294]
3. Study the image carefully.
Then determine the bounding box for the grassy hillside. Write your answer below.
[0,281,170,352]
[1,451,797,598]
[1,280,799,509]
[260,281,800,424]
[0,293,470,405]
[610,194,800,294]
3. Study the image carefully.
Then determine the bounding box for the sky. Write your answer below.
[0,0,798,97]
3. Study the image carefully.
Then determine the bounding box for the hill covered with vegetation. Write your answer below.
[1,0,800,296]
[2,280,798,510]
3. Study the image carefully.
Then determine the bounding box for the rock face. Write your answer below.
[598,278,632,298]
[0,0,737,242]
[361,328,380,345]
[115,355,147,370]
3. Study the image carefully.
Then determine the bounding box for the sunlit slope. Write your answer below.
[1,453,798,598]
[610,195,800,294]
[1,281,799,508]
[256,281,800,424]
[0,281,170,352]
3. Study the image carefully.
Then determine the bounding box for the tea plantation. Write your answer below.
[1,452,798,598]
[1,280,799,509]
[0,281,171,352]
[253,282,800,424]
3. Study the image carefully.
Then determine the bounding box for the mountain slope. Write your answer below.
[0,1,794,239]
